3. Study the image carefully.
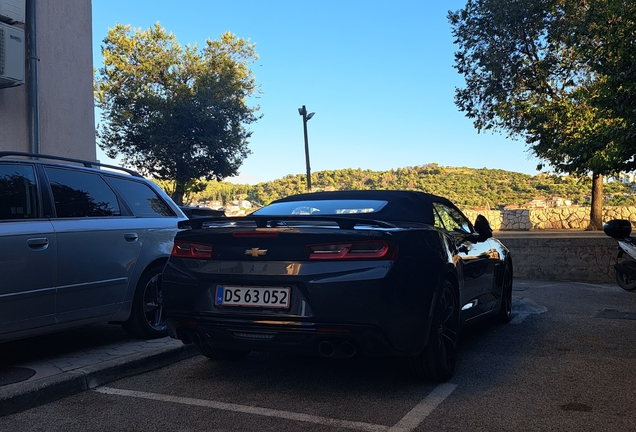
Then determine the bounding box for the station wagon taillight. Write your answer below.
[307,241,395,260]
[172,241,213,259]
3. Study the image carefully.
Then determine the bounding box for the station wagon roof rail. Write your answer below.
[0,151,142,177]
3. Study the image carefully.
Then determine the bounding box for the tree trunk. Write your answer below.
[587,172,603,230]
[171,180,186,206]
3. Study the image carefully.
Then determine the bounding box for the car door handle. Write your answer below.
[124,233,139,242]
[27,238,50,250]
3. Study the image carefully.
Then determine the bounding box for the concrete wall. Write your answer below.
[496,234,619,284]
[0,0,95,161]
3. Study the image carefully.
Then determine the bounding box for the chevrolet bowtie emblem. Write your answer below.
[245,248,267,257]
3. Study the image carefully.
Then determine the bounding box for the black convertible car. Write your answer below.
[163,190,512,381]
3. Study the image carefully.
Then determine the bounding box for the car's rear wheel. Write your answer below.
[122,263,168,339]
[497,263,513,323]
[410,280,459,381]
[197,343,250,361]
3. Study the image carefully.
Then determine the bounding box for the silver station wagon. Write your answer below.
[0,152,187,342]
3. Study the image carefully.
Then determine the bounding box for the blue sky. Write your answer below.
[92,0,541,185]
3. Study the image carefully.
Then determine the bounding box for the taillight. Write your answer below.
[171,241,213,259]
[307,241,395,260]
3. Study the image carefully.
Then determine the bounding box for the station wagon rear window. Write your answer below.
[45,167,121,217]
[254,200,388,216]
[106,177,176,218]
[0,164,38,220]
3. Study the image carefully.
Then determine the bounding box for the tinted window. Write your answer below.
[0,164,38,220]
[255,200,388,216]
[433,202,472,233]
[106,177,175,217]
[45,167,121,217]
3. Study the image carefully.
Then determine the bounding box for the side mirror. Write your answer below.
[474,214,493,241]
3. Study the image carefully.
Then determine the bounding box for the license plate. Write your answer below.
[215,285,291,309]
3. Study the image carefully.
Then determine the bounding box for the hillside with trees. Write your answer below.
[179,164,636,212]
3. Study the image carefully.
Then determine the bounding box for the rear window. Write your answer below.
[254,200,388,216]
[0,164,38,220]
[45,167,121,217]
[106,177,175,218]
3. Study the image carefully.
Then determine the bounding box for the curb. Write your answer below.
[0,344,199,417]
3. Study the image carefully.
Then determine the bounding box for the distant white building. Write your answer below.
[199,200,223,209]
[547,196,572,207]
[229,200,252,209]
[522,197,547,208]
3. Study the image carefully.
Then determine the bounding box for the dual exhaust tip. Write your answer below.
[318,340,356,358]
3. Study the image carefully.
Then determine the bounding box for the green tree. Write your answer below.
[95,23,261,205]
[448,0,634,229]
[578,0,636,172]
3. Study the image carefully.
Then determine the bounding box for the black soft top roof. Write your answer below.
[271,190,454,225]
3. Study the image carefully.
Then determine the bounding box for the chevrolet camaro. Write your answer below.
[163,190,513,381]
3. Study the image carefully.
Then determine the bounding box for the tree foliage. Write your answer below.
[448,0,636,229]
[95,23,261,204]
[579,0,636,171]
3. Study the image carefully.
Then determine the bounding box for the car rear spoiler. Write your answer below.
[178,215,397,230]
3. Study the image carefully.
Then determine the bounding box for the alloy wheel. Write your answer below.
[142,273,166,331]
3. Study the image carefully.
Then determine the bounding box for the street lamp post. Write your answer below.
[298,105,315,192]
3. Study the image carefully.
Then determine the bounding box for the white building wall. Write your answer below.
[0,63,28,152]
[0,0,95,161]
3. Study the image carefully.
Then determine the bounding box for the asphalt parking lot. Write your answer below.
[1,278,635,431]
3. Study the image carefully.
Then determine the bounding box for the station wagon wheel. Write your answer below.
[498,263,513,323]
[410,280,459,381]
[122,263,168,339]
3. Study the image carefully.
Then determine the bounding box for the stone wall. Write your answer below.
[464,206,636,231]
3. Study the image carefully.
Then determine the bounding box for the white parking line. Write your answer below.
[510,297,548,324]
[95,383,457,432]
[388,383,457,432]
[510,313,529,325]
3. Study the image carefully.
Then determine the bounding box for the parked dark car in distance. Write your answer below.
[179,206,225,219]
[163,190,513,381]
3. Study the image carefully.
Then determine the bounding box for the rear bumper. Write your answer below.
[162,254,446,357]
[167,315,405,358]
